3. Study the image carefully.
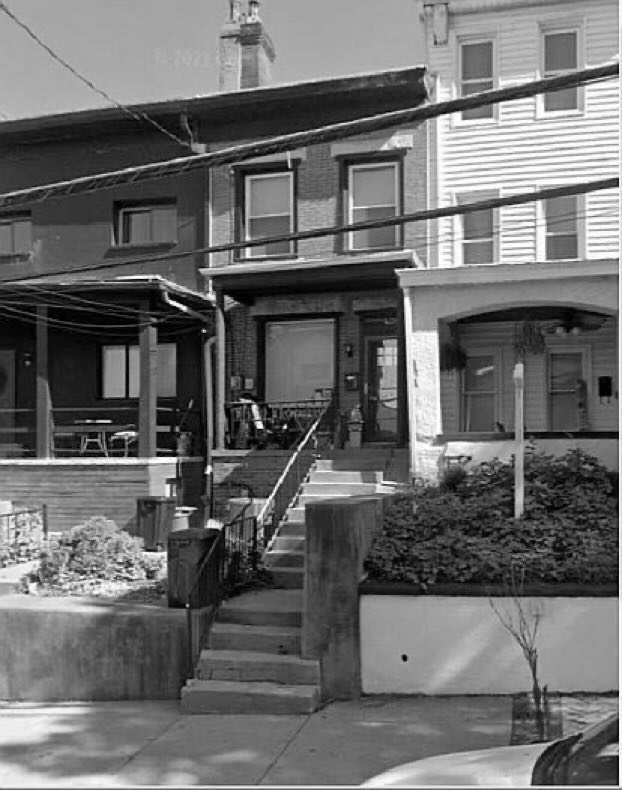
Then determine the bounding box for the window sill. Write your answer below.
[235,254,299,263]
[0,252,32,263]
[341,246,406,256]
[105,242,177,257]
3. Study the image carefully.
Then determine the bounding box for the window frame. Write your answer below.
[536,187,585,261]
[546,345,590,430]
[537,22,584,118]
[236,165,297,261]
[343,156,403,253]
[453,190,500,266]
[455,35,498,125]
[0,213,33,258]
[460,349,502,432]
[100,341,177,400]
[113,200,178,248]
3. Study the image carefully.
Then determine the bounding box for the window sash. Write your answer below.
[102,343,177,399]
[545,195,578,260]
[117,204,177,245]
[542,31,579,112]
[244,172,294,258]
[0,217,32,254]
[347,162,399,251]
[460,41,494,120]
[462,354,498,431]
[456,194,497,265]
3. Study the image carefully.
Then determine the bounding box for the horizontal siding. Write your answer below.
[440,316,618,433]
[428,0,619,267]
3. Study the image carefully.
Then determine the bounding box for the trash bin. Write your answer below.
[171,506,198,532]
[136,496,177,551]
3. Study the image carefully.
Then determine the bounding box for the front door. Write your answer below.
[0,349,16,445]
[364,332,399,442]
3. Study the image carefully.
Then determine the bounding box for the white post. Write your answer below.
[513,362,525,519]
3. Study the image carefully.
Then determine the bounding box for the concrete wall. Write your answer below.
[360,594,619,695]
[0,595,214,701]
[0,458,204,532]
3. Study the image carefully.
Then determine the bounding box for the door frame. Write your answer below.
[0,348,16,445]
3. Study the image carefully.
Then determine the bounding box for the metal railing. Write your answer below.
[0,505,49,564]
[255,396,333,548]
[185,484,259,678]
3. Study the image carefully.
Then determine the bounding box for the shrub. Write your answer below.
[365,448,618,587]
[30,516,153,592]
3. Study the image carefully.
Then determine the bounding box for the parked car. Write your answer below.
[362,714,618,787]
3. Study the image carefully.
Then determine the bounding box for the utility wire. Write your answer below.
[0,62,617,210]
[3,178,616,284]
[0,1,192,151]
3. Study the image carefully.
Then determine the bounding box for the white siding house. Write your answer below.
[401,0,619,480]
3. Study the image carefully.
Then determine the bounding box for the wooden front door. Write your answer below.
[363,332,399,443]
[0,349,16,444]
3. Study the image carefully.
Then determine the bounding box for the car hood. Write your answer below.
[362,742,551,787]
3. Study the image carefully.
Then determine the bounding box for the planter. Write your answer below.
[510,692,563,745]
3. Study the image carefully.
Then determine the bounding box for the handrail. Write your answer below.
[256,399,331,527]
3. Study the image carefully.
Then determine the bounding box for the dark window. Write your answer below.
[0,215,32,255]
[101,342,176,398]
[460,41,494,120]
[115,203,177,245]
[543,31,579,112]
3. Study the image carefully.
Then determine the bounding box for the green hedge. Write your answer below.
[365,447,618,587]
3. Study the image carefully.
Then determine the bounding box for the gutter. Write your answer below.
[161,288,215,322]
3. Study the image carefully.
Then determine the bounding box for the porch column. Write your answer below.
[215,288,226,449]
[396,295,408,446]
[138,305,157,458]
[409,289,443,482]
[35,305,52,458]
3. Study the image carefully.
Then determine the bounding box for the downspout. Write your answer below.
[203,336,216,521]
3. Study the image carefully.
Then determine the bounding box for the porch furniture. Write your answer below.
[109,426,139,457]
[73,419,114,456]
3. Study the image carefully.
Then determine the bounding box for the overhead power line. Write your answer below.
[0,62,617,211]
[3,178,617,284]
[0,1,192,151]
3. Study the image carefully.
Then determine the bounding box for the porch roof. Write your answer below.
[203,250,421,304]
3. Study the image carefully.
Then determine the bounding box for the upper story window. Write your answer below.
[545,194,579,259]
[459,40,495,121]
[243,171,294,258]
[101,342,177,399]
[456,192,498,265]
[542,29,580,113]
[0,214,32,256]
[114,202,177,246]
[346,161,401,251]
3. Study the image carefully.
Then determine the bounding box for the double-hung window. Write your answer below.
[244,171,294,258]
[0,215,32,256]
[542,30,579,113]
[544,194,579,260]
[115,202,177,246]
[102,342,177,399]
[346,161,400,251]
[462,353,499,432]
[456,192,497,264]
[459,40,495,121]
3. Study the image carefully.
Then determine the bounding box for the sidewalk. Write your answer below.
[0,696,512,786]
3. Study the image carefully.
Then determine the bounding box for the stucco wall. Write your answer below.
[360,594,618,695]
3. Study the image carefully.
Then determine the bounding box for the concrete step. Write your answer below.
[269,535,306,552]
[314,457,390,472]
[217,589,302,628]
[181,678,320,714]
[302,482,383,497]
[270,567,304,589]
[209,622,301,654]
[309,470,383,484]
[263,550,305,568]
[280,509,306,527]
[196,649,320,685]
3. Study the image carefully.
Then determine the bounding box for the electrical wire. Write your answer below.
[2,177,616,284]
[0,1,193,152]
[0,62,617,210]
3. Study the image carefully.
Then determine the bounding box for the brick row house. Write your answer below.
[401,0,619,479]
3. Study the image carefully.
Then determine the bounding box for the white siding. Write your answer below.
[427,0,619,268]
[440,316,618,432]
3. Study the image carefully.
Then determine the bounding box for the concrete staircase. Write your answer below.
[181,588,320,714]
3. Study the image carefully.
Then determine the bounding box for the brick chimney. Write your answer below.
[219,0,276,91]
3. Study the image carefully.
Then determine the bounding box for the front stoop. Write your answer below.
[180,589,321,715]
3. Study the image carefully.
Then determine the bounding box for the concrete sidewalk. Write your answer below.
[0,696,512,786]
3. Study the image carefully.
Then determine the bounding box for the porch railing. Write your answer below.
[255,397,333,549]
[0,504,49,564]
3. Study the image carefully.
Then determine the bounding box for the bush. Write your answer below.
[29,516,156,592]
[365,447,618,587]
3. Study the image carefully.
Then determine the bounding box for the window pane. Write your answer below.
[550,352,582,390]
[465,394,495,431]
[103,346,126,398]
[157,343,177,398]
[128,346,140,398]
[464,240,494,264]
[546,196,577,232]
[462,42,493,80]
[465,355,495,391]
[352,205,398,249]
[0,223,13,253]
[463,208,493,240]
[544,32,577,72]
[547,234,578,260]
[248,215,292,256]
[249,174,291,216]
[265,319,334,402]
[152,205,177,243]
[351,165,396,207]
[123,210,151,244]
[544,86,578,111]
